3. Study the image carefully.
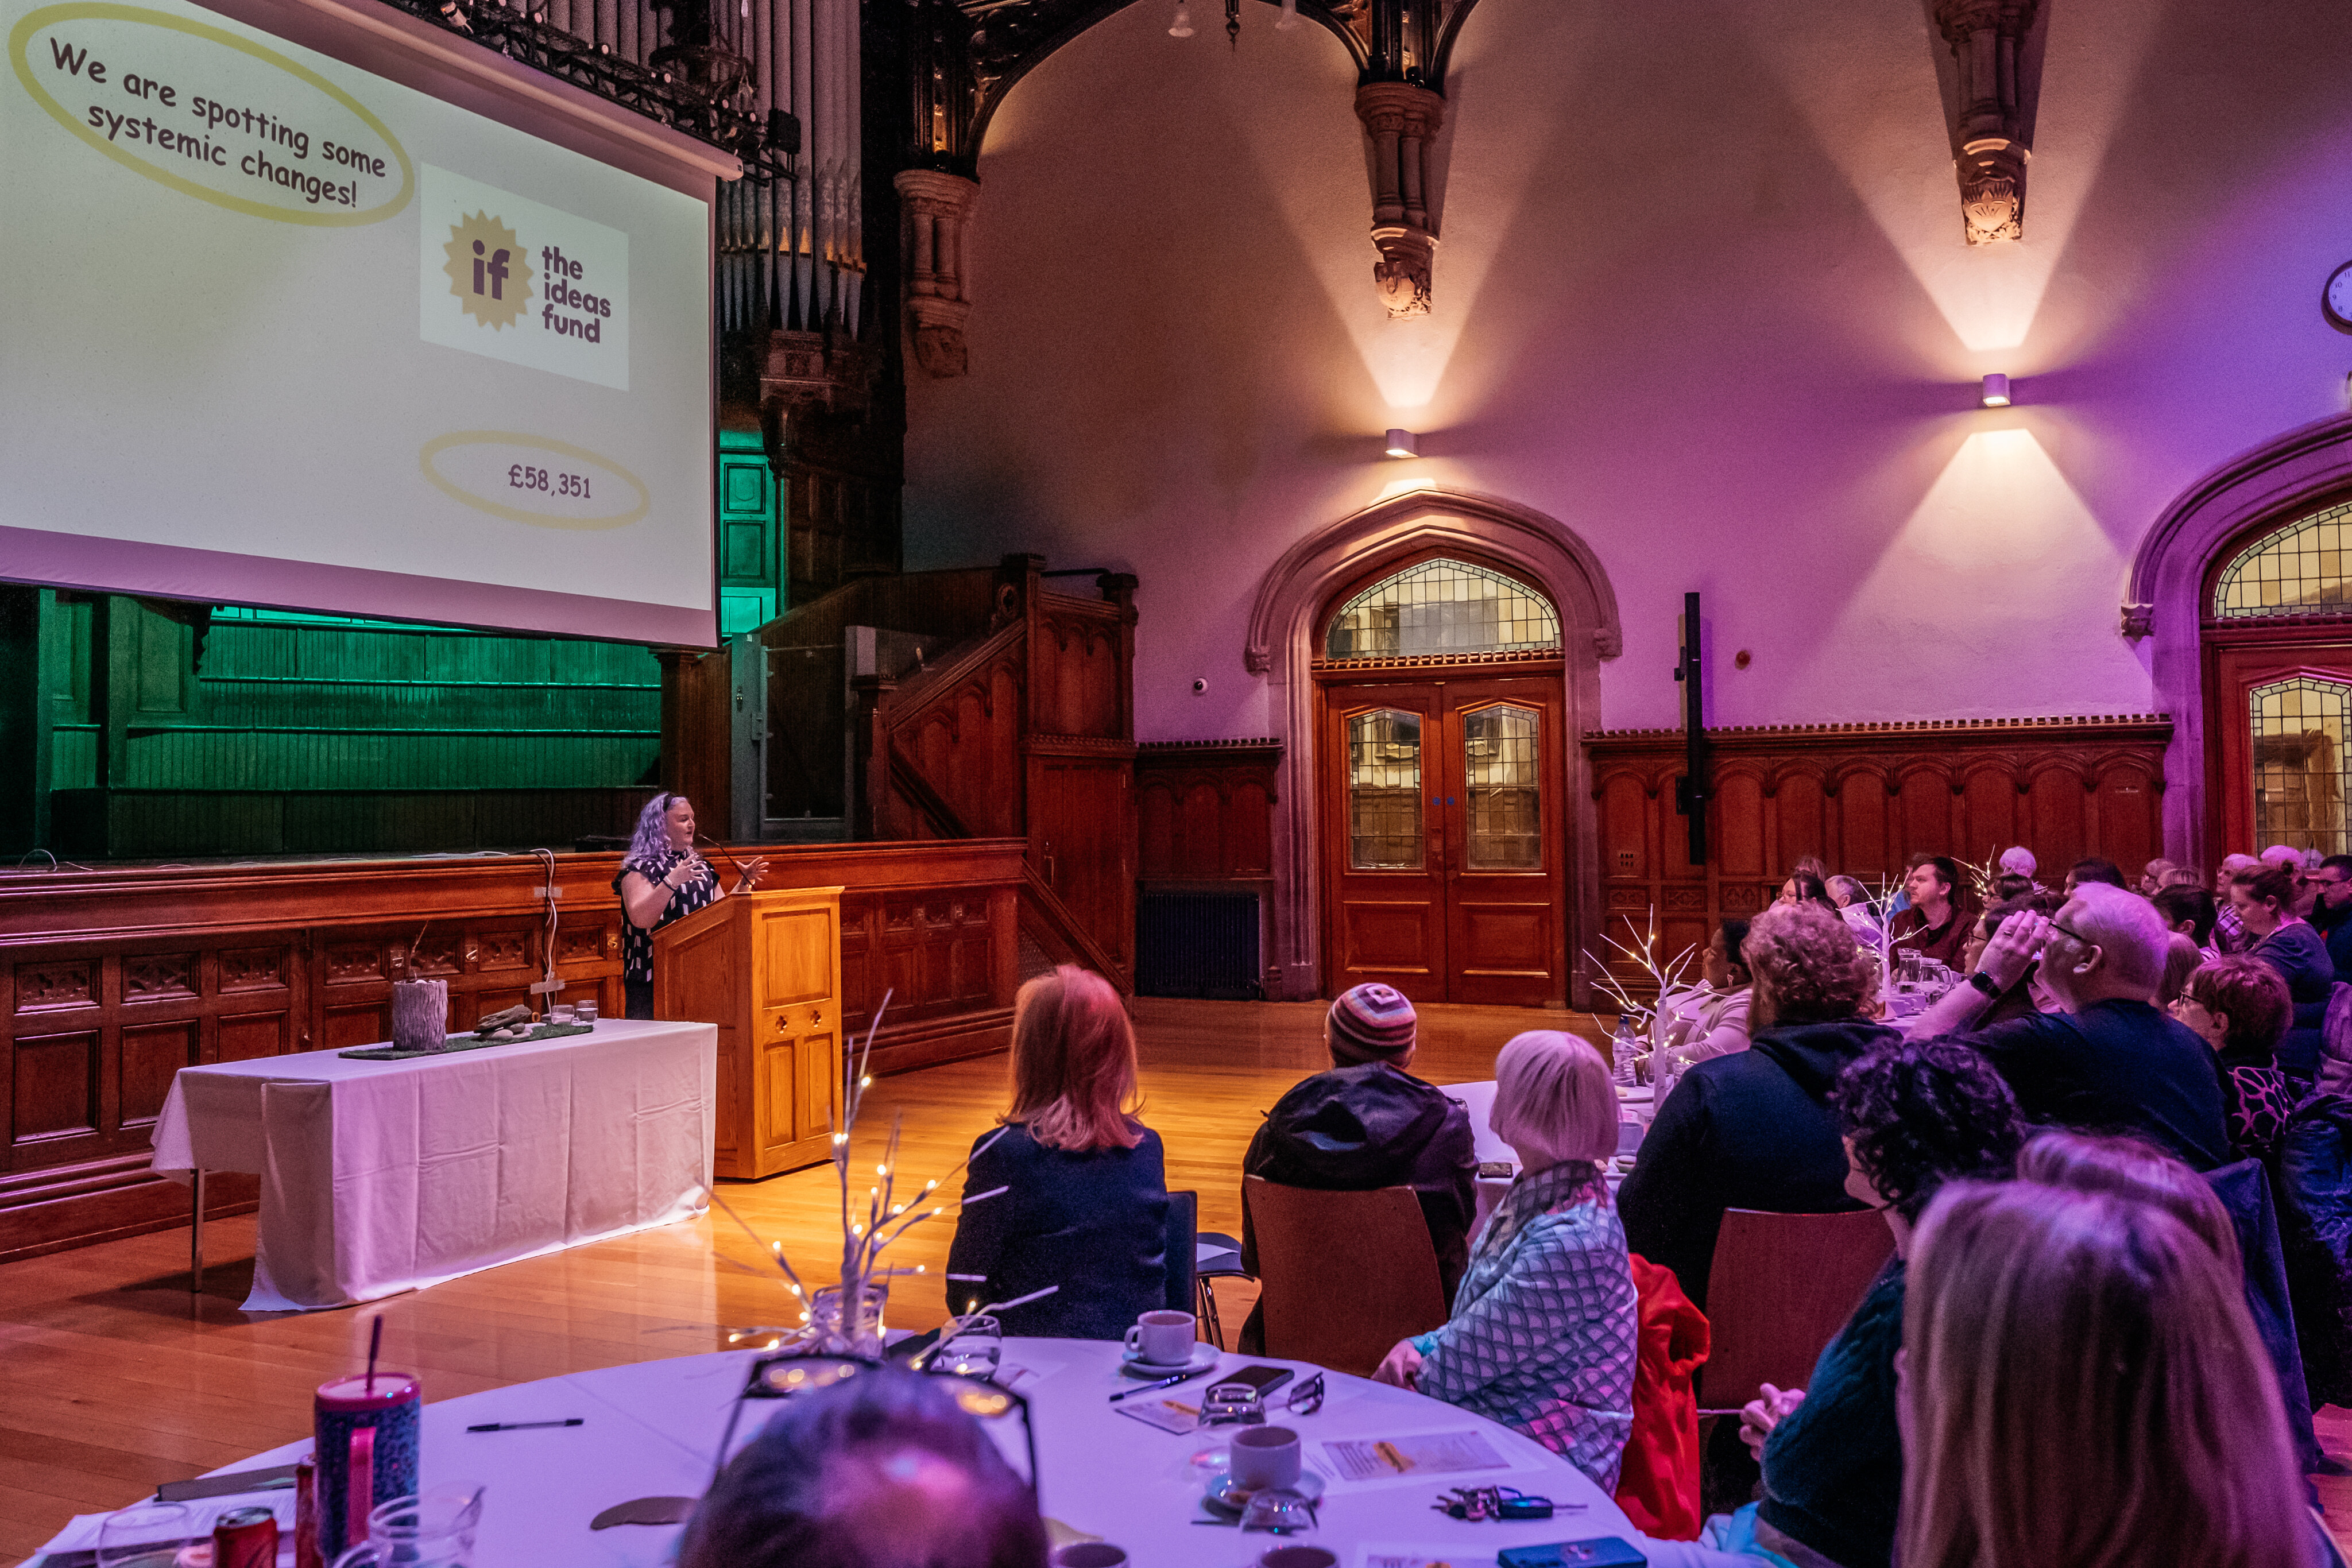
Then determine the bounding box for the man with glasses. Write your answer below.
[2303,855,2352,981]
[1906,884,2231,1170]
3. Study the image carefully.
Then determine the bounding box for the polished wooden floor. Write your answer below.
[3,996,2347,1557]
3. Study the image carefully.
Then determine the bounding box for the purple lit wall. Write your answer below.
[901,0,2352,740]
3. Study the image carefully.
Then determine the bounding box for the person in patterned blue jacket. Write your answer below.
[1372,1030,1637,1490]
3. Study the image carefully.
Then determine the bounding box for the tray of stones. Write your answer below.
[340,1022,594,1060]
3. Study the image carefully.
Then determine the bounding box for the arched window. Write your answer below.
[2249,676,2352,853]
[1325,559,1561,660]
[2212,498,2352,619]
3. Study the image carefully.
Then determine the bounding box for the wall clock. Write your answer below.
[2326,260,2352,333]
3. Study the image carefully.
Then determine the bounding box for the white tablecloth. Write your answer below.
[1448,1079,1649,1230]
[33,1338,1636,1567]
[149,1019,718,1313]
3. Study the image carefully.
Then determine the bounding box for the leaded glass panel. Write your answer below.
[1464,706,1541,870]
[2250,677,2352,854]
[1326,559,1561,660]
[2214,500,2352,619]
[1348,709,1423,869]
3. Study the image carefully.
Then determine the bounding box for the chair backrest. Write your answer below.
[1165,1189,1200,1315]
[1699,1208,1894,1411]
[1244,1176,1448,1376]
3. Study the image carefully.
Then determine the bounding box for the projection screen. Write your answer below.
[1,0,725,645]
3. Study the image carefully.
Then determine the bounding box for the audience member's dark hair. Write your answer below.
[1832,1039,2025,1221]
[679,1367,1048,1568]
[1979,893,2056,944]
[1993,873,2036,903]
[1783,872,1838,911]
[1720,917,1751,976]
[2152,883,2218,946]
[1905,853,1960,897]
[2069,857,2127,889]
[2324,854,2352,880]
[2183,955,2291,1060]
[2232,864,2297,913]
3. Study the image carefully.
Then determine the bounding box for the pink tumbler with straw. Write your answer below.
[313,1372,420,1561]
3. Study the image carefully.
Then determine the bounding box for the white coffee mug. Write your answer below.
[1258,1548,1337,1568]
[1123,1308,1193,1365]
[1228,1424,1302,1492]
[1050,1546,1128,1568]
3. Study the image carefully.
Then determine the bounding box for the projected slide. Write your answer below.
[1,0,717,644]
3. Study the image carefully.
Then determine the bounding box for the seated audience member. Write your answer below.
[2141,857,2179,895]
[2233,864,2332,1082]
[1887,855,1970,969]
[1897,1183,2316,1568]
[1825,876,1882,943]
[2172,957,2296,1162]
[1909,884,2233,1169]
[1238,984,1475,1345]
[1374,1032,1635,1490]
[1620,903,1895,1310]
[2014,1129,2238,1265]
[1777,873,1839,913]
[1695,1041,2025,1568]
[2305,854,2352,979]
[945,966,1168,1338]
[1990,872,2035,904]
[1955,895,2052,1029]
[2163,861,2207,889]
[1653,921,1754,1076]
[1997,845,2038,885]
[1793,854,1829,884]
[2153,881,2222,963]
[2065,856,2127,896]
[679,1364,1048,1568]
[2158,932,2202,1011]
[2263,843,2312,874]
[2215,853,2264,953]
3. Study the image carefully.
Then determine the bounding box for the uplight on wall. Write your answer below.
[1168,1,1193,37]
[1980,373,2013,408]
[1384,428,1418,458]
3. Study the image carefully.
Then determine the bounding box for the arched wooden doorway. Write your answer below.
[2204,495,2352,854]
[1317,554,1569,1005]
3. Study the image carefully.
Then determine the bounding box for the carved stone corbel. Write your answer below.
[1355,82,1443,317]
[1931,0,2041,244]
[2120,602,2154,640]
[895,168,979,378]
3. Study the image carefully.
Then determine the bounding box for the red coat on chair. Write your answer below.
[1614,1253,1711,1539]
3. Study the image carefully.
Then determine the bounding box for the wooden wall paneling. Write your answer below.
[1585,716,2173,1001]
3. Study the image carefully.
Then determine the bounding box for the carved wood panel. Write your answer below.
[1586,715,2172,1001]
[1136,741,1282,882]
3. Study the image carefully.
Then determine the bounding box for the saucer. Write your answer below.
[1119,1342,1220,1378]
[1202,1469,1326,1516]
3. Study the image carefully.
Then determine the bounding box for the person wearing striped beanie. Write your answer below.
[1235,982,1477,1350]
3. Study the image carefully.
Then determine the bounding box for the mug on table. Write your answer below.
[1124,1309,1194,1365]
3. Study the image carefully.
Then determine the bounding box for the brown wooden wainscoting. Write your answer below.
[1136,740,1284,996]
[0,838,1026,1261]
[1586,714,2172,1001]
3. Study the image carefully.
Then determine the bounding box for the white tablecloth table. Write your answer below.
[149,1019,718,1313]
[32,1338,1637,1567]
[1447,1079,1649,1230]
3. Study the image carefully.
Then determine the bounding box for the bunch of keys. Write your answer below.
[1430,1485,1558,1521]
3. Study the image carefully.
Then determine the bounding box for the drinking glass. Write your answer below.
[328,1484,484,1568]
[575,999,599,1024]
[95,1503,192,1568]
[936,1314,1003,1379]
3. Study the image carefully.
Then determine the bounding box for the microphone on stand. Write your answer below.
[696,833,758,891]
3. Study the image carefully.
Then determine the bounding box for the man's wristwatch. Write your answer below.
[1967,971,2003,999]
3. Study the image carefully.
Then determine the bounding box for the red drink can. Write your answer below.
[212,1505,279,1568]
[294,1457,323,1568]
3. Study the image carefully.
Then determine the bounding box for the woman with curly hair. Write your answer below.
[1633,1039,2026,1568]
[1621,903,1898,1313]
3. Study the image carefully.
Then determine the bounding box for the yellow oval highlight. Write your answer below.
[9,2,413,226]
[420,432,652,531]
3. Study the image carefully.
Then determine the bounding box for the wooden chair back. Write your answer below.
[1244,1176,1449,1376]
[1699,1208,1894,1411]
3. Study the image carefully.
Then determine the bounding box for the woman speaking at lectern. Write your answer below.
[614,793,766,1019]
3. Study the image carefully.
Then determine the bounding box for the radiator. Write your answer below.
[1136,891,1263,1000]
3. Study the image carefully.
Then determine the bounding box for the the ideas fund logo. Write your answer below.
[419,167,630,389]
[442,210,534,330]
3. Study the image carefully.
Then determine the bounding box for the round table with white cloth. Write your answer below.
[110,1339,1635,1567]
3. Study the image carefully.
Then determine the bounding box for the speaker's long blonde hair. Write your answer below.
[1001,966,1142,1152]
[1899,1182,2312,1568]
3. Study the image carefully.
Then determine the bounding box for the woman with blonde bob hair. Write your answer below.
[944,967,1170,1340]
[1899,1181,2319,1568]
[1374,1032,1637,1491]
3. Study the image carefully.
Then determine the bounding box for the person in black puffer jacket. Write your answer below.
[1620,902,1897,1314]
[1237,984,1476,1353]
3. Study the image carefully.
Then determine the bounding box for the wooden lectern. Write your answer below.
[653,886,844,1179]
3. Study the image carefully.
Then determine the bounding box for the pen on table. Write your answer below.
[466,1418,585,1431]
[1108,1364,1216,1403]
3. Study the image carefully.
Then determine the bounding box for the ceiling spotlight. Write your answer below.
[1980,373,2012,408]
[1384,428,1418,459]
[1168,1,1194,36]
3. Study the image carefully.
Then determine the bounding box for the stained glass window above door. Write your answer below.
[2212,499,2352,619]
[1326,559,1561,660]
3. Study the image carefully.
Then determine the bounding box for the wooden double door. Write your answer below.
[2208,634,2352,857]
[1320,672,1569,1005]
